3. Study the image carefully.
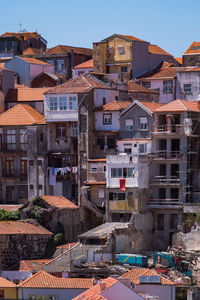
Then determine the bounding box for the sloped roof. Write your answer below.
[74,59,93,69]
[148,44,172,56]
[0,32,43,40]
[45,45,92,56]
[121,100,164,116]
[19,270,93,289]
[0,205,23,211]
[0,276,16,287]
[45,74,111,94]
[155,99,200,112]
[7,259,51,271]
[128,81,159,93]
[6,87,48,102]
[95,100,132,111]
[118,34,145,42]
[41,195,78,209]
[23,47,42,55]
[122,268,175,285]
[0,104,46,126]
[0,221,52,235]
[137,61,177,80]
[184,41,200,54]
[19,56,51,65]
[175,57,182,65]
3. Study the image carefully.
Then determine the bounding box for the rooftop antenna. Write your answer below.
[19,21,22,32]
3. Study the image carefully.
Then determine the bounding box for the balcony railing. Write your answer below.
[151,176,180,184]
[149,198,183,206]
[151,151,182,159]
[152,125,184,134]
[48,153,78,167]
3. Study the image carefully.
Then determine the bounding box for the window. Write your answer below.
[102,97,106,105]
[142,82,151,88]
[6,129,16,150]
[163,81,173,93]
[50,97,57,111]
[124,144,132,154]
[18,185,28,200]
[103,113,112,124]
[91,164,98,173]
[20,129,27,151]
[69,96,77,110]
[118,46,125,54]
[6,186,15,203]
[184,84,192,93]
[97,136,105,150]
[59,97,67,110]
[37,160,43,166]
[56,59,65,72]
[38,184,43,190]
[98,188,105,198]
[111,167,134,178]
[56,123,66,138]
[170,214,178,229]
[139,117,148,130]
[107,136,115,149]
[121,66,127,73]
[0,289,4,299]
[78,71,85,76]
[125,119,133,131]
[71,123,78,137]
[109,192,126,201]
[103,165,106,172]
[30,184,34,189]
[139,143,147,154]
[5,157,14,175]
[29,160,34,167]
[157,214,164,231]
[108,46,113,54]
[21,157,27,176]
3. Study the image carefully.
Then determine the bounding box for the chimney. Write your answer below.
[99,282,106,292]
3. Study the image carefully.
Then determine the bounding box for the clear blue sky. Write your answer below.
[1,0,199,57]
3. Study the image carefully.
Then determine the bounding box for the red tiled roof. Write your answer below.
[19,270,94,289]
[83,181,106,185]
[128,81,159,93]
[74,59,93,69]
[140,101,164,112]
[45,45,92,56]
[0,104,46,126]
[45,74,111,94]
[148,45,172,56]
[184,41,200,54]
[0,276,16,287]
[6,87,48,102]
[118,34,145,42]
[0,221,52,235]
[95,100,132,111]
[88,158,106,162]
[138,61,177,80]
[41,195,78,209]
[155,99,200,113]
[175,57,182,65]
[73,277,118,300]
[19,57,51,65]
[0,205,23,211]
[0,32,43,40]
[122,268,175,285]
[23,47,42,55]
[7,259,51,271]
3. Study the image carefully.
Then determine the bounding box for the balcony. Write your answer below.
[149,198,183,208]
[48,153,77,167]
[150,151,182,160]
[150,176,180,186]
[152,125,184,135]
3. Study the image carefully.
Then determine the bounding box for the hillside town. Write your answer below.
[0,30,200,299]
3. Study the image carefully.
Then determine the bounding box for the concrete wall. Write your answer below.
[94,89,119,107]
[73,67,93,78]
[5,57,30,87]
[1,270,32,283]
[95,111,120,131]
[1,69,15,97]
[176,70,200,101]
[135,284,175,300]
[29,64,54,82]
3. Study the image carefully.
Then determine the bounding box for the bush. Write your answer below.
[0,209,19,221]
[53,233,64,246]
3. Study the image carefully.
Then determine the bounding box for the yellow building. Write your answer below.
[0,276,17,299]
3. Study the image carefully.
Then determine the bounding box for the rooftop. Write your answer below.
[78,222,129,239]
[19,270,94,289]
[7,259,52,271]
[148,44,172,56]
[6,87,48,102]
[22,47,42,55]
[121,100,164,116]
[74,58,93,69]
[155,99,200,113]
[122,268,175,285]
[0,205,23,211]
[184,41,200,54]
[137,61,177,80]
[41,195,78,209]
[0,104,46,126]
[45,45,92,56]
[0,276,16,288]
[0,32,44,41]
[95,100,132,112]
[0,221,52,235]
[100,34,145,43]
[128,81,159,93]
[19,56,51,65]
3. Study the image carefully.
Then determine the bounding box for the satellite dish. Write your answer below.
[184,118,192,136]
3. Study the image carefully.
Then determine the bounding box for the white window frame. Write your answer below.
[49,97,57,111]
[184,83,192,94]
[71,123,78,137]
[69,96,77,110]
[98,188,105,198]
[103,113,112,124]
[139,143,147,154]
[139,117,148,131]
[91,164,98,173]
[125,119,133,131]
[59,97,67,111]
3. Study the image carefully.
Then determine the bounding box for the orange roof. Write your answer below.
[0,104,46,126]
[118,34,145,42]
[0,205,23,211]
[19,270,94,289]
[128,81,159,93]
[88,158,106,162]
[41,195,78,209]
[74,59,93,69]
[8,259,51,271]
[122,268,175,285]
[83,181,106,185]
[138,61,177,80]
[46,45,92,56]
[73,277,118,300]
[0,32,43,41]
[140,101,164,112]
[149,44,172,56]
[184,41,200,54]
[95,100,132,111]
[0,276,16,287]
[19,57,51,65]
[45,74,111,94]
[0,221,52,235]
[175,57,182,65]
[23,47,42,55]
[6,87,48,102]
[155,99,200,113]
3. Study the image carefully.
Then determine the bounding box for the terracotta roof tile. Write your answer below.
[155,99,200,113]
[19,270,94,289]
[122,268,175,285]
[23,47,42,55]
[74,59,93,69]
[19,57,51,65]
[0,221,52,235]
[7,259,52,271]
[128,81,159,93]
[0,205,23,211]
[45,74,111,94]
[138,61,177,80]
[0,104,46,126]
[45,45,92,56]
[83,181,106,185]
[41,195,78,209]
[0,32,43,41]
[140,101,164,112]
[184,41,200,54]
[95,100,132,111]
[117,34,145,42]
[73,277,118,300]
[148,44,172,56]
[0,276,16,287]
[175,57,182,65]
[6,87,48,102]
